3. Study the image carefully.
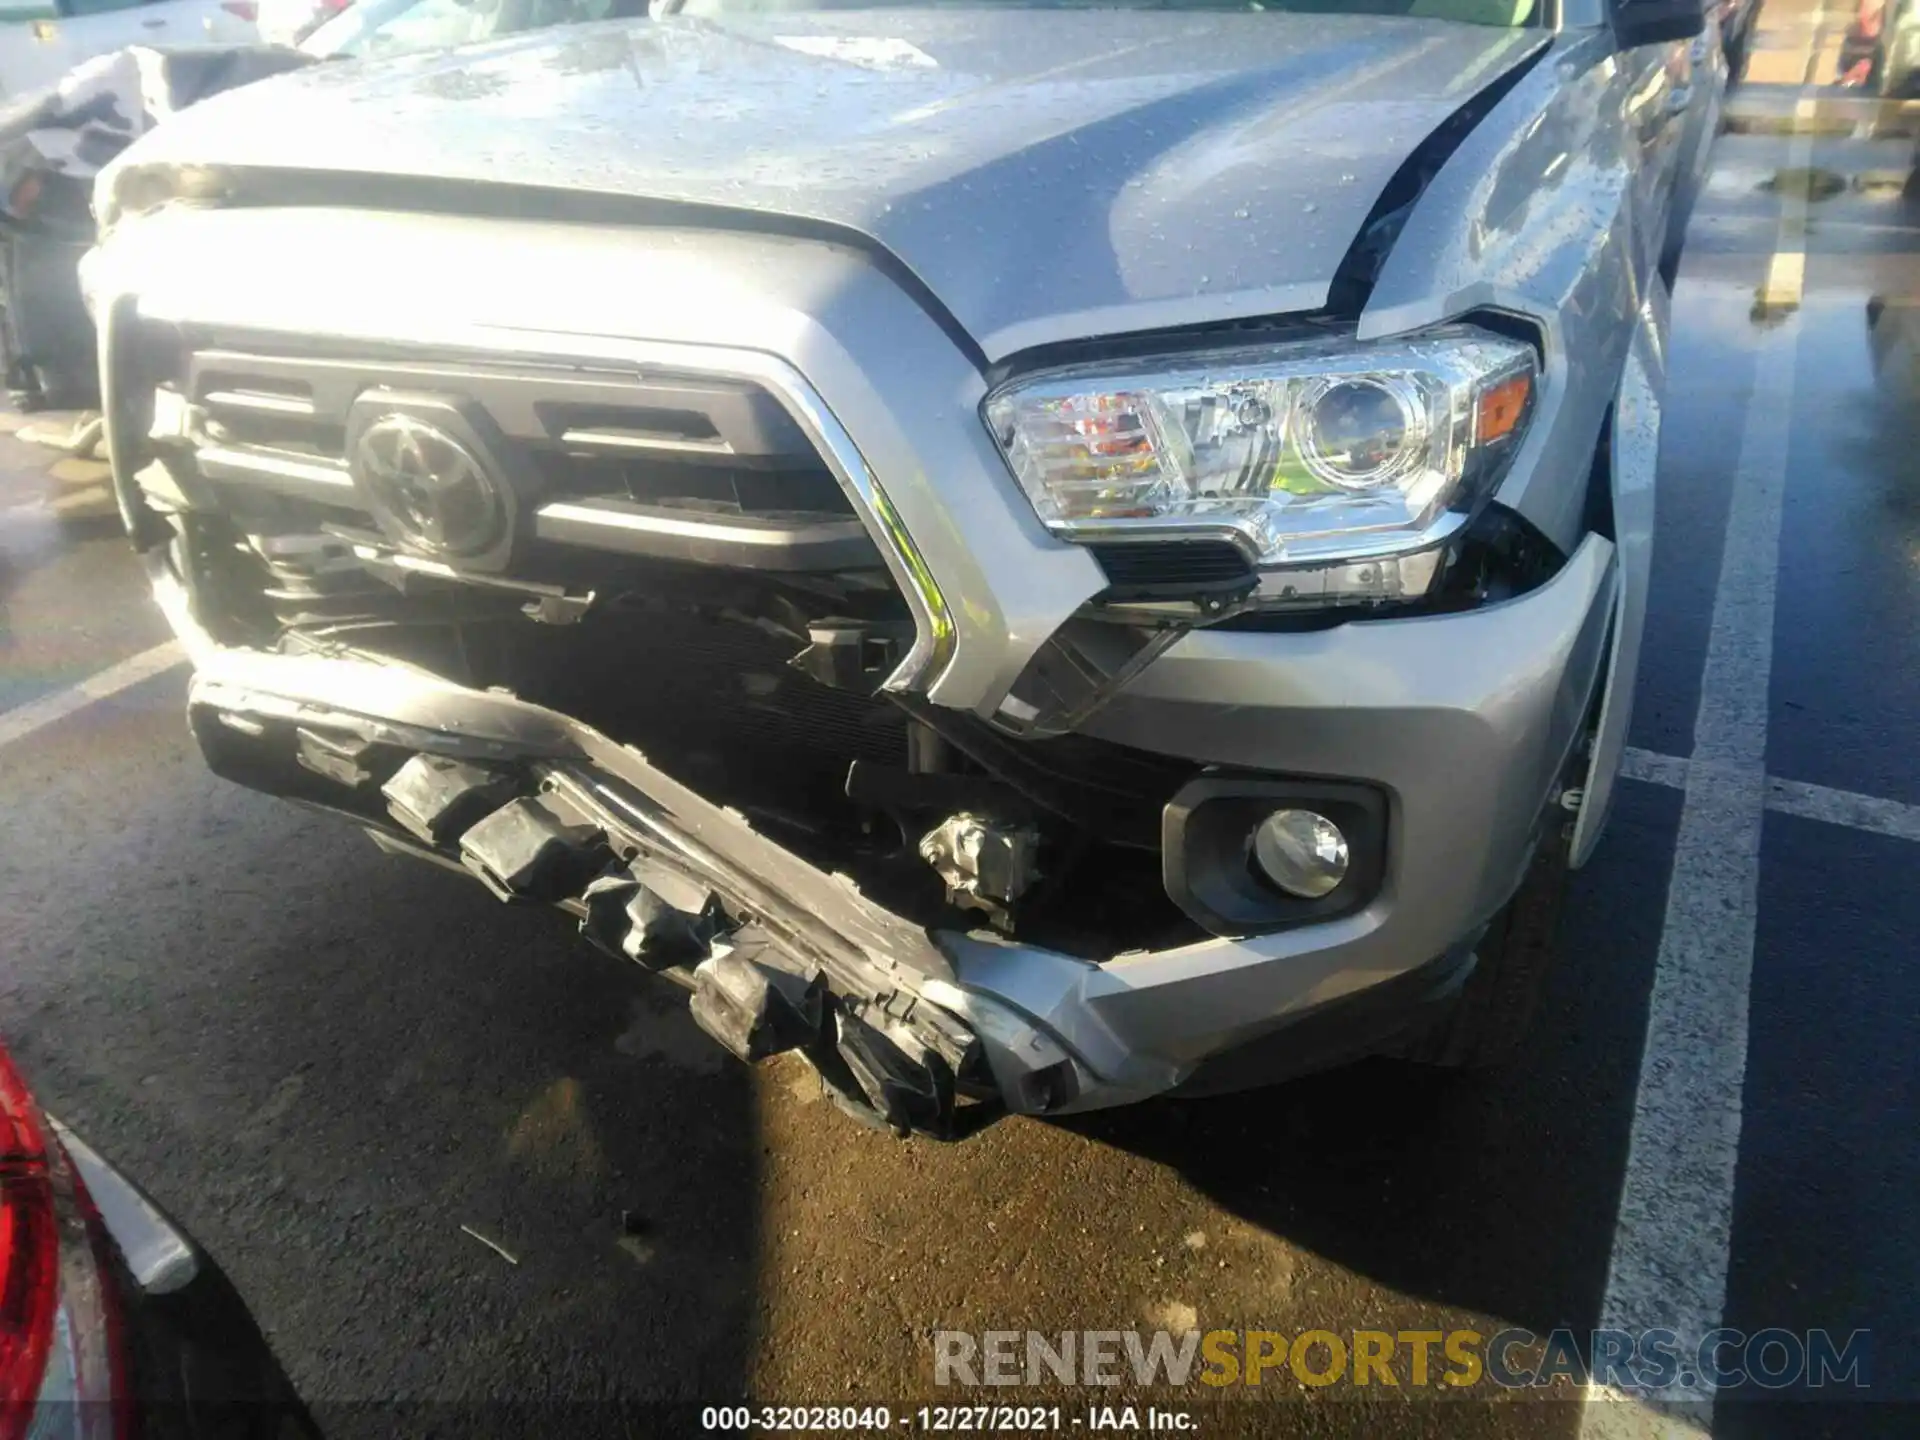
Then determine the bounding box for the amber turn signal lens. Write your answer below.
[1476,373,1532,444]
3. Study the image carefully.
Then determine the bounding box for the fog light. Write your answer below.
[1251,810,1350,898]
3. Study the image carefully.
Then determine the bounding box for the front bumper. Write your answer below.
[142,516,1615,1126]
[94,207,1618,1129]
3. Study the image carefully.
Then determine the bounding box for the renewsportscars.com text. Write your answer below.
[933,1328,1869,1392]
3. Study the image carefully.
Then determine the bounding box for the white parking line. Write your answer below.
[1582,198,1811,1440]
[1618,747,1691,791]
[1762,776,1920,843]
[1754,46,1827,316]
[0,642,186,752]
[1622,747,1920,844]
[1580,4,1847,1427]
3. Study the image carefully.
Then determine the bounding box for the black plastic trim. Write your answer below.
[984,312,1347,389]
[1088,539,1258,604]
[1162,775,1389,938]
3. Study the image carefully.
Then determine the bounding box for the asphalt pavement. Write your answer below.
[2,3,1917,1437]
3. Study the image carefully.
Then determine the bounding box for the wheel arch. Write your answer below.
[1570,279,1667,867]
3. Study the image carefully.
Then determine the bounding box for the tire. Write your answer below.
[1404,816,1573,1070]
[0,230,98,413]
[0,282,43,412]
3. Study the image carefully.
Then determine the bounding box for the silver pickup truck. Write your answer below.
[84,0,1720,1136]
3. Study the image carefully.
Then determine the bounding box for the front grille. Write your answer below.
[527,450,854,518]
[477,600,911,774]
[150,328,881,574]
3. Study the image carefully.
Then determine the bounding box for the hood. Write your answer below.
[107,11,1544,359]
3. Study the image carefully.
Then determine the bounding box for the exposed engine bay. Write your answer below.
[181,511,1206,961]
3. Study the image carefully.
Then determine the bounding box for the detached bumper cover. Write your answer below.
[144,518,1615,1125]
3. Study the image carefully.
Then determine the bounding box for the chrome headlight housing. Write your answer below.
[984,324,1537,606]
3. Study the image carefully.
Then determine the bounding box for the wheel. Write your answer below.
[1404,815,1573,1070]
[0,230,98,413]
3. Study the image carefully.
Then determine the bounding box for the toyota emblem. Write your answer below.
[350,413,507,559]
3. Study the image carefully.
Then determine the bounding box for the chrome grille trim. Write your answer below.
[203,389,317,416]
[113,314,955,692]
[194,444,353,496]
[532,500,879,570]
[556,427,734,458]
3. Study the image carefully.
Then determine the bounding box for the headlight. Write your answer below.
[983,324,1537,595]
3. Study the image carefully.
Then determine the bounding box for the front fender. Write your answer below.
[1571,282,1666,867]
[1663,23,1728,276]
[1360,29,1658,553]
[1357,24,1670,870]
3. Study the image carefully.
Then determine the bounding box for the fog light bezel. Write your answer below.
[1162,776,1387,938]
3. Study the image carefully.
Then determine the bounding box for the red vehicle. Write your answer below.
[0,1046,313,1439]
[1841,0,1885,85]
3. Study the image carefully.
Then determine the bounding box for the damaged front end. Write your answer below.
[118,316,1214,1136]
[169,567,1111,1137]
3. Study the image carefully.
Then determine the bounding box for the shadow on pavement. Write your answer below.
[127,1245,324,1440]
[2,777,768,1427]
[1056,782,1685,1344]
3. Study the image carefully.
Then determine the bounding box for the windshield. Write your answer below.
[665,0,1537,25]
[304,0,648,58]
[308,0,1540,52]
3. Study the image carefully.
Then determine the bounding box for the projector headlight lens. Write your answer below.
[983,325,1537,587]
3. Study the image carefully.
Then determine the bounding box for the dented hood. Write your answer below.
[104,12,1543,359]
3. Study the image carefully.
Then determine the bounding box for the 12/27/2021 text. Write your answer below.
[701,1406,1197,1431]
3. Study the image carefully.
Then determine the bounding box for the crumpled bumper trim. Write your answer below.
[145,547,1129,1125]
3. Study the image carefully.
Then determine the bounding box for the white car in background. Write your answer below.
[263,0,638,52]
[300,0,643,56]
[0,0,257,98]
[3,0,649,412]
[253,0,341,46]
